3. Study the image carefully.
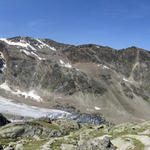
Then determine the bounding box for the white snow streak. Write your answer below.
[20,49,31,56]
[60,60,72,68]
[97,64,110,69]
[123,78,132,83]
[36,39,56,51]
[20,49,45,60]
[15,90,42,102]
[103,65,110,69]
[0,82,42,102]
[0,52,5,60]
[0,38,36,51]
[31,51,45,60]
[0,52,6,71]
[95,106,101,110]
[0,82,11,91]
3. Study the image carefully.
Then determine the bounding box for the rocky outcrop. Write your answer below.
[0,114,10,127]
[0,115,150,150]
[76,136,115,150]
[0,118,80,138]
[0,116,116,150]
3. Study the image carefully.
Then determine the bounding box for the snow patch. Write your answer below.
[76,68,80,71]
[31,52,45,60]
[95,106,101,110]
[103,65,110,69]
[0,52,5,60]
[0,38,36,51]
[20,49,45,60]
[97,64,110,69]
[20,49,31,56]
[0,52,6,72]
[123,78,132,83]
[64,63,72,68]
[60,60,64,65]
[0,96,71,119]
[60,60,72,68]
[15,90,42,102]
[0,82,11,91]
[36,39,56,51]
[0,82,42,102]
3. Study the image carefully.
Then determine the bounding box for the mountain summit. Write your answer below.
[0,37,150,124]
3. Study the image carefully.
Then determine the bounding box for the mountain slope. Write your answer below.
[0,37,150,124]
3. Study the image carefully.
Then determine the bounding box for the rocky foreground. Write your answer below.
[0,114,150,150]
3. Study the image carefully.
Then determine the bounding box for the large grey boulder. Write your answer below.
[77,136,115,150]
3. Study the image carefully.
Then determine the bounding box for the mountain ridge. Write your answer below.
[2,36,150,51]
[0,36,149,124]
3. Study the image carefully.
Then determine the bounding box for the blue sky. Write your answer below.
[0,0,150,50]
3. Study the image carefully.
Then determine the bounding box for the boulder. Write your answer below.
[15,144,24,150]
[0,114,10,127]
[0,122,43,138]
[52,118,80,135]
[38,117,52,123]
[77,136,115,150]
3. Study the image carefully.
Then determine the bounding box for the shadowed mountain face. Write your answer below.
[0,36,150,124]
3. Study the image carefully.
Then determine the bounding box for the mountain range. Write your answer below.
[0,36,150,124]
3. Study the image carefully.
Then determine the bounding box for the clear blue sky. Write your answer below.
[0,0,150,50]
